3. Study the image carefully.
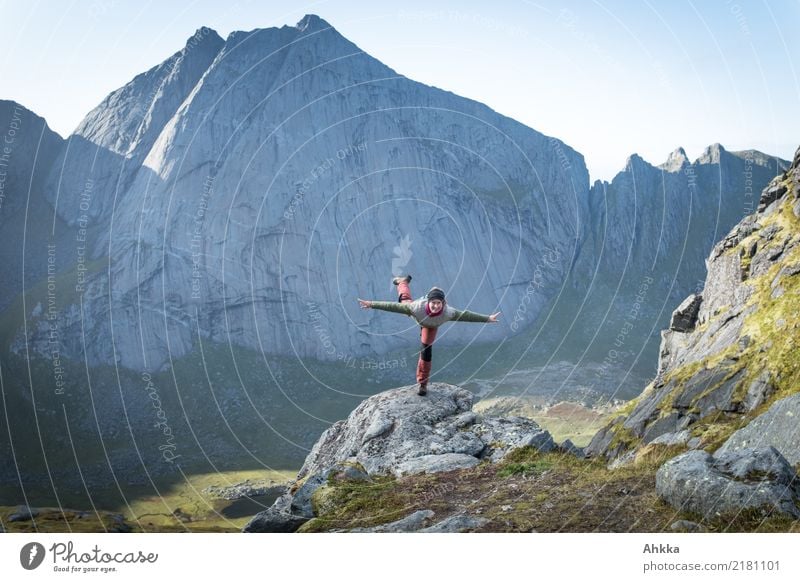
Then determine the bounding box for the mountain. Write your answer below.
[4,15,785,380]
[586,145,800,470]
[0,101,66,313]
[18,14,589,373]
[0,14,790,498]
[539,144,787,397]
[244,146,800,533]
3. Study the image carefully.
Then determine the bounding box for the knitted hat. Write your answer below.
[427,286,445,301]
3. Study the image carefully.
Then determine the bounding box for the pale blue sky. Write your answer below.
[1,0,797,181]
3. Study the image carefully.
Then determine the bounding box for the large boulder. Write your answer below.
[296,383,555,480]
[655,447,800,520]
[716,393,800,466]
[241,493,309,533]
[669,294,702,332]
[243,383,555,532]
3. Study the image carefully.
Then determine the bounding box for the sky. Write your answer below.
[1,0,798,181]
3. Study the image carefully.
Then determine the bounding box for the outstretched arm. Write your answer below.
[358,298,413,315]
[451,308,501,323]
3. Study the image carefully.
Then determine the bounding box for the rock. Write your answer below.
[290,460,371,518]
[244,383,556,532]
[717,393,800,465]
[650,429,691,447]
[345,510,436,532]
[693,369,745,417]
[656,447,800,520]
[558,438,585,458]
[296,383,554,480]
[669,294,702,332]
[584,416,625,460]
[742,370,775,412]
[203,480,287,500]
[242,493,309,533]
[471,415,556,462]
[758,181,787,211]
[395,453,480,476]
[608,449,637,469]
[8,505,40,522]
[642,412,682,444]
[623,385,673,437]
[670,520,707,533]
[418,514,489,532]
[328,461,370,483]
[291,473,328,518]
[672,367,735,410]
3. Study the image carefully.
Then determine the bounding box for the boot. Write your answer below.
[416,358,432,392]
[392,274,412,285]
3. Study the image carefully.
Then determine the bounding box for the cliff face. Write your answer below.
[0,14,792,497]
[543,145,787,382]
[2,15,786,377]
[17,14,590,372]
[0,101,65,312]
[586,145,800,465]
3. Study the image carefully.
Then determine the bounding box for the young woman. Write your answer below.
[358,275,500,395]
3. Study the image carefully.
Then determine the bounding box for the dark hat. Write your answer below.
[427,286,445,301]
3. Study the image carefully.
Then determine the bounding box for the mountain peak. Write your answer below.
[696,142,726,165]
[623,152,648,172]
[659,147,689,172]
[183,26,224,54]
[295,14,332,33]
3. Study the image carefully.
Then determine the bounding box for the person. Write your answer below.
[357,275,500,396]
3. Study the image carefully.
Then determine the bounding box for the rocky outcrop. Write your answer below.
[4,15,785,379]
[550,144,788,377]
[0,13,791,499]
[295,383,555,481]
[669,294,702,332]
[16,14,590,373]
[716,393,800,466]
[587,145,800,469]
[0,101,66,313]
[243,383,556,532]
[656,447,800,520]
[202,479,287,500]
[339,510,488,533]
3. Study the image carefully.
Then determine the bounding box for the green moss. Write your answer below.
[297,475,412,532]
[497,458,554,478]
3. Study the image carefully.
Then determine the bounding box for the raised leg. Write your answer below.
[397,279,413,303]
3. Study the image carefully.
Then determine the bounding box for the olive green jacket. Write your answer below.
[368,296,491,327]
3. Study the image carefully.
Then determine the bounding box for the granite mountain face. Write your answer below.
[543,144,786,393]
[4,15,785,377]
[0,15,790,490]
[10,15,590,373]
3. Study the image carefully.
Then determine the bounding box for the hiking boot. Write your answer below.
[392,274,412,286]
[417,382,427,396]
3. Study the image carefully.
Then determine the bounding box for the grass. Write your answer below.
[300,444,800,532]
[475,397,618,448]
[0,468,295,533]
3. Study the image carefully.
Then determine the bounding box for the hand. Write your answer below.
[488,312,501,323]
[358,298,372,309]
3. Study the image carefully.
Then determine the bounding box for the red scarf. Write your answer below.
[425,300,444,317]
